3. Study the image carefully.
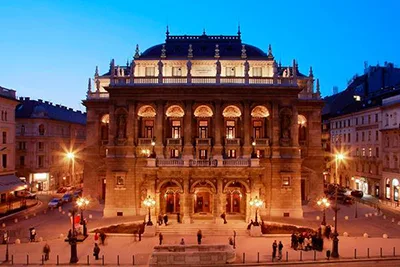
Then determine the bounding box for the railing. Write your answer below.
[163,77,187,84]
[138,138,153,146]
[191,77,216,83]
[249,77,274,84]
[166,138,182,146]
[225,138,241,146]
[157,159,184,167]
[255,138,269,146]
[133,77,158,84]
[87,92,109,99]
[189,159,218,167]
[223,159,249,167]
[196,138,212,146]
[220,77,245,84]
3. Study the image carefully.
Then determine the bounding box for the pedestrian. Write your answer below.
[94,232,99,244]
[138,229,142,241]
[100,232,106,245]
[180,238,185,245]
[159,233,163,245]
[2,231,7,244]
[177,212,181,223]
[93,243,100,260]
[278,241,283,260]
[221,212,227,224]
[247,219,254,230]
[43,243,50,261]
[163,214,169,226]
[197,229,203,245]
[272,240,277,261]
[158,214,163,226]
[290,232,295,248]
[67,229,72,240]
[29,227,36,242]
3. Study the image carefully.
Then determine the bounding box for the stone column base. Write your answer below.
[143,225,157,237]
[249,225,262,237]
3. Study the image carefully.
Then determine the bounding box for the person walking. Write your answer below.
[278,241,283,260]
[43,243,50,261]
[159,233,163,245]
[180,238,185,245]
[158,214,163,226]
[93,243,100,260]
[94,232,99,244]
[163,214,169,226]
[197,230,203,245]
[100,232,106,245]
[221,212,227,224]
[272,240,277,261]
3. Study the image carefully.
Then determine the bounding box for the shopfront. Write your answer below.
[30,173,49,192]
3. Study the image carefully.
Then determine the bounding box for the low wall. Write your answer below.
[149,244,236,266]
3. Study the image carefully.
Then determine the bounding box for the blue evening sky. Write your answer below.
[0,0,399,111]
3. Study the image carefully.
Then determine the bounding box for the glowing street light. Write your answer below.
[332,152,345,258]
[317,197,330,225]
[66,152,75,159]
[249,196,263,226]
[76,197,90,237]
[143,196,156,226]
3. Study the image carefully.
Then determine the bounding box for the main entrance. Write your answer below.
[160,181,181,214]
[224,181,247,216]
[195,192,210,213]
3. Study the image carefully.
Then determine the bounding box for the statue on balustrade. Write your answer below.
[244,60,250,78]
[117,114,127,139]
[216,60,221,76]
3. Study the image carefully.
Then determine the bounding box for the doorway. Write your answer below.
[194,192,210,213]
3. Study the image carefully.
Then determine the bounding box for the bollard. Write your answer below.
[300,250,302,261]
[257,252,259,263]
[313,250,316,261]
[42,255,44,265]
[11,255,13,265]
[367,248,370,258]
[87,255,90,265]
[380,247,383,257]
[286,251,288,262]
[27,254,29,265]
[394,247,396,256]
[57,255,59,265]
[354,248,357,259]
[102,255,105,265]
[132,255,135,265]
[242,252,245,263]
[118,255,120,265]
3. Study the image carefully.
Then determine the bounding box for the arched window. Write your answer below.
[393,179,399,202]
[100,114,109,142]
[21,125,25,136]
[251,106,270,140]
[386,178,391,199]
[298,115,307,143]
[38,124,45,136]
[165,105,184,118]
[393,112,398,126]
[194,105,213,117]
[138,105,156,139]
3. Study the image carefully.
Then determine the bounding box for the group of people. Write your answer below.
[291,231,324,252]
[157,214,169,226]
[158,230,203,246]
[272,240,284,261]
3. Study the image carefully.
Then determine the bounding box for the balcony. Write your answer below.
[223,159,249,167]
[196,138,212,146]
[157,159,184,167]
[225,138,241,146]
[189,159,218,167]
[101,140,109,146]
[254,138,270,146]
[138,138,153,146]
[166,138,182,146]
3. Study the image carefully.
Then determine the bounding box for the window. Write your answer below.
[2,132,6,144]
[375,113,378,122]
[376,147,379,158]
[226,121,236,139]
[38,124,45,136]
[253,121,262,139]
[19,156,25,166]
[38,142,44,151]
[385,114,389,126]
[252,67,262,77]
[368,115,371,124]
[282,177,291,186]
[38,155,44,168]
[226,67,235,77]
[386,179,391,199]
[339,121,342,128]
[1,154,6,168]
[170,149,180,158]
[356,132,359,142]
[348,119,351,126]
[362,148,366,156]
[362,132,365,142]
[199,120,208,138]
[21,125,25,135]
[145,67,155,76]
[4,112,7,121]
[356,148,359,156]
[172,67,182,76]
[368,131,371,141]
[171,120,181,138]
[361,116,364,124]
[355,118,358,125]
[18,142,26,150]
[376,130,379,141]
[144,120,154,138]
[199,149,207,159]
[227,149,236,158]
[347,133,351,143]
[335,122,338,128]
[368,147,372,157]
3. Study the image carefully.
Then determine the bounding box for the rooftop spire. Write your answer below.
[316,79,320,93]
[87,78,91,93]
[166,25,170,38]
[214,44,220,59]
[126,58,130,68]
[237,23,241,38]
[267,44,274,59]
[202,28,206,35]
[94,66,99,78]
[309,66,314,77]
[134,44,140,59]
[161,44,166,58]
[188,44,193,58]
[110,59,115,74]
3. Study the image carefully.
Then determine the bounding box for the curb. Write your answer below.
[0,200,42,222]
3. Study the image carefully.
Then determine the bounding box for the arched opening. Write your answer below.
[159,181,181,214]
[194,105,213,118]
[165,105,184,117]
[224,181,247,216]
[298,114,307,145]
[191,180,215,214]
[386,178,391,199]
[138,105,156,139]
[100,114,109,144]
[393,179,399,202]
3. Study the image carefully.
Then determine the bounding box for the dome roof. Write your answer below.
[140,34,269,60]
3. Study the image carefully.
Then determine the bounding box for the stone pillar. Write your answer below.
[155,101,164,158]
[213,100,223,161]
[127,102,135,157]
[108,104,116,146]
[243,101,251,157]
[245,192,251,222]
[155,192,161,218]
[271,102,280,158]
[183,101,193,162]
[182,179,190,223]
[213,193,218,223]
[291,106,299,147]
[217,178,225,224]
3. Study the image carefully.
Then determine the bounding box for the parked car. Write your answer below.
[56,187,67,194]
[15,190,36,199]
[73,189,82,197]
[62,193,72,203]
[48,198,62,208]
[351,190,364,198]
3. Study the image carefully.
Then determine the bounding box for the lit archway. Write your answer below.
[393,178,399,202]
[194,105,213,117]
[222,105,241,118]
[138,105,156,117]
[166,105,184,117]
[100,114,109,142]
[251,106,270,118]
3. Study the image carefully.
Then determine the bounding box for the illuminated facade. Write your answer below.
[83,30,324,221]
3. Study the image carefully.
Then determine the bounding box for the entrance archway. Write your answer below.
[190,180,216,214]
[223,180,249,216]
[159,181,182,214]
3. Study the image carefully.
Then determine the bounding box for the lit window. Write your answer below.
[199,120,208,138]
[170,149,180,158]
[362,148,366,156]
[145,67,155,76]
[282,177,291,186]
[252,67,262,77]
[144,120,154,138]
[226,121,236,139]
[226,67,235,77]
[199,149,207,159]
[172,67,182,77]
[368,148,372,157]
[227,149,236,158]
[171,120,181,138]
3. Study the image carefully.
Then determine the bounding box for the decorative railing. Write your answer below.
[225,138,241,146]
[223,159,249,167]
[189,159,218,167]
[255,138,270,146]
[220,77,245,84]
[166,138,182,146]
[138,138,153,146]
[196,138,212,146]
[157,159,184,167]
[87,92,109,99]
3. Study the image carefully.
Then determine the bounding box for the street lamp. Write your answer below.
[317,197,330,225]
[4,230,9,262]
[76,197,90,237]
[251,140,257,158]
[69,208,78,263]
[150,139,156,158]
[249,196,263,226]
[332,152,345,258]
[143,195,156,226]
[66,152,75,186]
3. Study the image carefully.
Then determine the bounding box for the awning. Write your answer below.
[0,175,26,194]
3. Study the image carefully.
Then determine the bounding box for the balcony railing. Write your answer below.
[166,138,182,146]
[196,138,212,146]
[225,138,241,146]
[157,159,184,167]
[223,159,249,167]
[189,159,218,167]
[138,138,153,146]
[255,138,270,146]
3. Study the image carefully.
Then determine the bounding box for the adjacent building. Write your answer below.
[83,30,325,221]
[15,98,86,192]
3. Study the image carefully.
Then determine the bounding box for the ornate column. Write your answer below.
[155,101,164,158]
[271,102,280,158]
[183,101,193,164]
[217,178,225,224]
[108,104,116,146]
[127,102,135,157]
[245,192,251,222]
[243,101,251,157]
[182,179,190,224]
[291,106,299,147]
[213,100,223,161]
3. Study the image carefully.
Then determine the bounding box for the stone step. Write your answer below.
[157,228,249,236]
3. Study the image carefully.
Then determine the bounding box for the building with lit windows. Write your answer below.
[15,98,86,192]
[83,30,324,221]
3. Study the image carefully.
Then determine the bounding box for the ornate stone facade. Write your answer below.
[83,31,324,222]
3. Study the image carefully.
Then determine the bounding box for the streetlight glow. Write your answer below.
[143,195,156,226]
[249,196,263,226]
[336,153,344,161]
[67,152,75,159]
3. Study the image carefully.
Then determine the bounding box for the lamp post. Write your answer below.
[4,230,9,262]
[76,197,89,237]
[317,197,330,225]
[251,140,257,158]
[233,230,236,249]
[143,196,156,226]
[332,153,344,258]
[69,208,78,263]
[66,152,75,186]
[249,196,263,226]
[150,139,156,158]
